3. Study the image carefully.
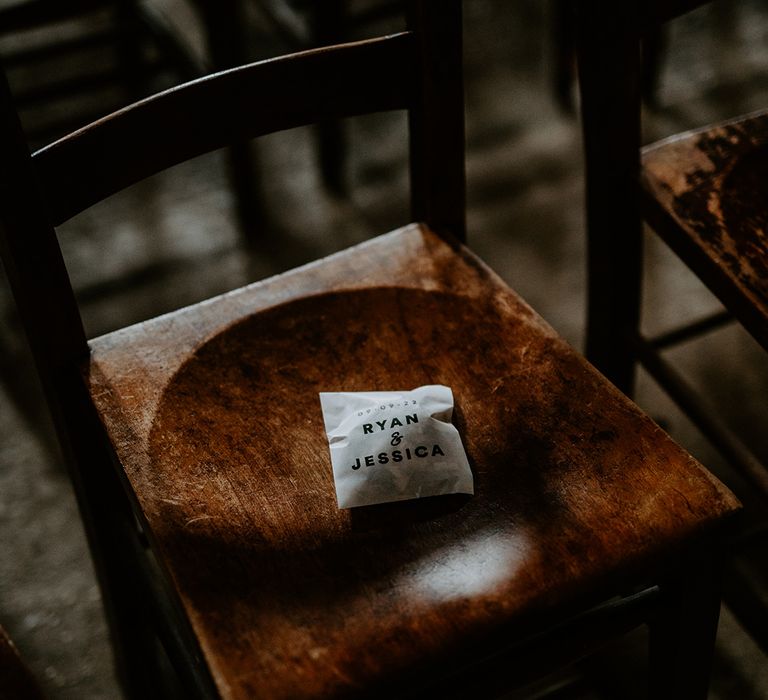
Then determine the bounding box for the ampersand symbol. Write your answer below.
[390,432,402,446]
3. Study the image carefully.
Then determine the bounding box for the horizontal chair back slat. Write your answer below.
[34,32,415,225]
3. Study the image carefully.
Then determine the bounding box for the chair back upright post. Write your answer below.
[576,0,712,395]
[0,60,180,699]
[407,0,465,242]
[576,1,643,395]
[0,68,88,392]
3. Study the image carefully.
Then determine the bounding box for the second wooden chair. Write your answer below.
[577,0,768,651]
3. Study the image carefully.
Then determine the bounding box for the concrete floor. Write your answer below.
[1,0,768,697]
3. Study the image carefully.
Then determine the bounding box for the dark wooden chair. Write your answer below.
[0,0,740,697]
[576,0,768,651]
[0,624,45,700]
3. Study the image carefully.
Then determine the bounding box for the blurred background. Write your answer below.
[1,0,767,697]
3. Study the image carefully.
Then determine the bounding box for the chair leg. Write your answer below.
[57,474,163,697]
[99,506,216,699]
[52,378,176,697]
[105,545,195,699]
[225,143,265,247]
[648,554,723,700]
[114,0,146,103]
[551,0,576,113]
[79,466,173,697]
[198,0,266,245]
[576,6,642,396]
[315,120,347,196]
[107,587,169,699]
[641,27,667,110]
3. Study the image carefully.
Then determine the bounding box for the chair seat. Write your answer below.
[83,224,738,700]
[642,109,768,350]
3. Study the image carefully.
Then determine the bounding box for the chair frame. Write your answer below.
[0,0,736,696]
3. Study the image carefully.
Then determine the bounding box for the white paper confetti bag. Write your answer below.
[319,385,474,508]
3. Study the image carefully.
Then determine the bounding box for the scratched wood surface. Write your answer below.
[84,224,739,699]
[642,110,768,350]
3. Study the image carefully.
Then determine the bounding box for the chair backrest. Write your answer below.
[0,0,464,391]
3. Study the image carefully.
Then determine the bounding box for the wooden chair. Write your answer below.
[576,0,768,651]
[0,0,740,697]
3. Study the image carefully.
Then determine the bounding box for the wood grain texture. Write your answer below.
[641,109,768,351]
[84,224,739,700]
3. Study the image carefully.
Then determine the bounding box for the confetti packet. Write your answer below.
[319,385,473,508]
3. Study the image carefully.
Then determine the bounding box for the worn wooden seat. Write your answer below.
[86,223,738,697]
[641,111,768,350]
[0,0,740,697]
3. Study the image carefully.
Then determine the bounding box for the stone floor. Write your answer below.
[1,0,768,697]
